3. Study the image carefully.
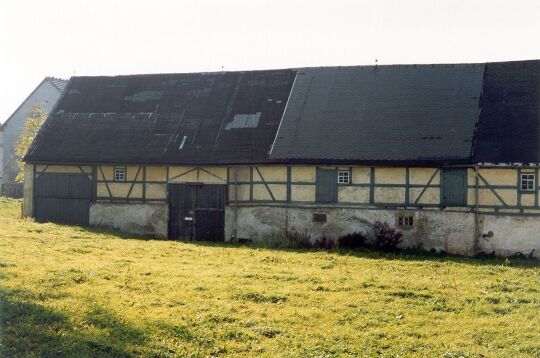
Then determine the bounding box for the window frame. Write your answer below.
[397,215,414,228]
[114,166,127,182]
[520,173,536,192]
[337,170,350,185]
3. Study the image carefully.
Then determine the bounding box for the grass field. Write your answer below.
[1,197,539,357]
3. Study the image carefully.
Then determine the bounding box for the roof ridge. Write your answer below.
[65,59,540,80]
[45,77,68,92]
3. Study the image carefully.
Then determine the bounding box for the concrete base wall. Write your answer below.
[89,202,168,238]
[479,215,540,257]
[22,164,33,217]
[225,205,540,258]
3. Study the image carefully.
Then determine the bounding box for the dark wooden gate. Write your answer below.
[34,173,92,226]
[168,183,226,241]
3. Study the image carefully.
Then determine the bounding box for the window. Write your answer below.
[114,167,126,182]
[338,170,350,184]
[316,168,337,203]
[520,173,535,191]
[441,168,467,206]
[398,215,414,227]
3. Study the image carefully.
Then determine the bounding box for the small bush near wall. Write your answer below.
[337,232,366,249]
[257,225,401,253]
[286,231,312,249]
[258,231,368,251]
[314,234,338,250]
[373,221,403,252]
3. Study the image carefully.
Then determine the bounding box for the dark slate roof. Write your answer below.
[25,70,296,165]
[269,64,485,164]
[25,60,540,166]
[472,60,540,164]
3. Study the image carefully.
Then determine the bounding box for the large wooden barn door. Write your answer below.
[168,183,226,241]
[34,173,92,226]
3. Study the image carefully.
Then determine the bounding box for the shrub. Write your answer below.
[286,231,312,249]
[337,232,366,249]
[373,221,403,251]
[314,234,337,250]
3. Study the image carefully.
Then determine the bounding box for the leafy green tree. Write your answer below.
[14,105,46,182]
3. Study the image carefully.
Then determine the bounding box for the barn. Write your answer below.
[23,60,540,258]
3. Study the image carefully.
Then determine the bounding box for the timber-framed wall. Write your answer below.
[27,163,540,216]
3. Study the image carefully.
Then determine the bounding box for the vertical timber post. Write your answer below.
[474,165,480,255]
[233,167,238,241]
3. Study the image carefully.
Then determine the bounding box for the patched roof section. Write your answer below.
[473,60,540,164]
[24,61,540,166]
[270,64,485,163]
[25,70,296,164]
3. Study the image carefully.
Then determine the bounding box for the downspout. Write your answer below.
[474,164,480,255]
[233,166,238,241]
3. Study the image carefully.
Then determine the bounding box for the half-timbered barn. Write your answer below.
[23,60,540,257]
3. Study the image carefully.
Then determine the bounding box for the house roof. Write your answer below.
[472,60,540,164]
[47,77,68,92]
[269,64,485,164]
[25,60,540,166]
[1,77,67,130]
[25,70,296,165]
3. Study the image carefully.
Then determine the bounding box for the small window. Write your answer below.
[398,215,414,227]
[520,173,535,191]
[313,213,327,223]
[337,170,350,184]
[114,167,126,182]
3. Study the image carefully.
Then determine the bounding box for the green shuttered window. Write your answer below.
[441,169,467,206]
[316,168,337,203]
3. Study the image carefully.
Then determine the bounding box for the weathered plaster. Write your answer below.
[22,163,33,217]
[89,202,167,238]
[479,215,540,258]
[225,205,538,258]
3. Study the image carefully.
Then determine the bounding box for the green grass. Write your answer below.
[1,197,539,357]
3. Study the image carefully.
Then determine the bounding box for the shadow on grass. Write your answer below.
[0,287,147,357]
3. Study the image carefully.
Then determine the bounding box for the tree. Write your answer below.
[14,105,46,182]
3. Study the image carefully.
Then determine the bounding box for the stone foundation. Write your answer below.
[89,202,168,238]
[225,204,540,258]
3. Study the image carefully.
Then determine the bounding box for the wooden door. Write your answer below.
[168,183,226,241]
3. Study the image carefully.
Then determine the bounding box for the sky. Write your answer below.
[1,0,540,122]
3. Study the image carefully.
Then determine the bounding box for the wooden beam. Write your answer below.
[126,166,142,200]
[414,168,439,205]
[477,171,507,206]
[168,167,197,181]
[255,166,275,201]
[98,166,112,201]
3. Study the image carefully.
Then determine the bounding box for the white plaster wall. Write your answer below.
[479,215,540,258]
[2,80,62,183]
[22,163,33,217]
[90,202,168,238]
[225,205,538,258]
[0,129,4,184]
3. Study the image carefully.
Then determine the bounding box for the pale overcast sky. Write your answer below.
[1,0,540,122]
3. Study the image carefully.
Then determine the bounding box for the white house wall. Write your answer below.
[2,80,62,184]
